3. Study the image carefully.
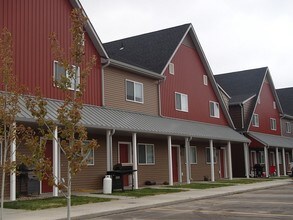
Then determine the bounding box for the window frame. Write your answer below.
[209,101,220,118]
[258,151,265,164]
[125,79,144,104]
[189,146,197,164]
[286,122,291,133]
[169,63,175,75]
[273,101,276,109]
[175,92,188,112]
[270,118,277,131]
[53,60,80,91]
[84,148,94,166]
[203,75,208,86]
[252,114,259,127]
[206,147,217,164]
[138,143,155,165]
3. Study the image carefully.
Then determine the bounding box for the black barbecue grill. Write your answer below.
[106,164,137,191]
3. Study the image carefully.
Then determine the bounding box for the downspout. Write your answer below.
[109,129,115,170]
[101,58,111,107]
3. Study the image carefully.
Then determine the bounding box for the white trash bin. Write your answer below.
[103,175,112,194]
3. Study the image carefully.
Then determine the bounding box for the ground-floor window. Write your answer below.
[138,144,155,165]
[206,147,217,164]
[85,148,94,166]
[190,146,197,164]
[258,151,265,164]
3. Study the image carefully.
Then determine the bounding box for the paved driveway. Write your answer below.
[95,183,293,220]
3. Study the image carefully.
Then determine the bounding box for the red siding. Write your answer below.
[0,0,102,105]
[249,80,281,135]
[160,43,228,125]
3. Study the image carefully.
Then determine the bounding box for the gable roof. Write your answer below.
[69,0,108,59]
[103,24,191,73]
[277,87,293,116]
[215,67,268,104]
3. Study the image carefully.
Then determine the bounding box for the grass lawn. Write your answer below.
[217,178,273,185]
[4,196,112,210]
[169,182,234,189]
[111,188,185,198]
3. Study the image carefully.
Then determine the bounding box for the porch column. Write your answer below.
[210,140,215,182]
[282,148,286,176]
[185,137,190,184]
[52,126,59,197]
[10,122,16,201]
[132,133,138,189]
[276,147,280,177]
[227,141,233,180]
[264,147,269,177]
[106,130,111,171]
[243,143,250,178]
[168,136,173,186]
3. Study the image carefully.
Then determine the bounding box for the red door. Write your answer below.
[42,140,53,193]
[220,149,225,178]
[119,143,130,186]
[172,147,178,182]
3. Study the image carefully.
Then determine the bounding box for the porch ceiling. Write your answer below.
[16,97,249,143]
[248,132,293,149]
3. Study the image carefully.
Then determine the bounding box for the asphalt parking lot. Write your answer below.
[95,183,293,220]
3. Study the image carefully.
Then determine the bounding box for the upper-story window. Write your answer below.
[252,114,259,127]
[273,101,276,109]
[175,92,188,112]
[54,61,80,90]
[126,80,144,103]
[209,101,219,118]
[203,75,208,86]
[286,122,291,133]
[169,63,175,75]
[270,118,277,131]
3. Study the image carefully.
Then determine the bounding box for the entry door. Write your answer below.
[172,147,179,182]
[42,140,53,193]
[119,143,131,186]
[220,148,225,178]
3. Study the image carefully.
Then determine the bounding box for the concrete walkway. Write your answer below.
[2,179,292,220]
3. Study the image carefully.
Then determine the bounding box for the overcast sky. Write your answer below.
[80,0,293,89]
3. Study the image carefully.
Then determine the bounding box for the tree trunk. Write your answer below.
[67,160,71,220]
[1,140,8,220]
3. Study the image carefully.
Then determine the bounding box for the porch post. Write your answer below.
[210,140,215,182]
[264,146,269,177]
[132,133,138,189]
[168,136,173,186]
[106,130,111,171]
[227,141,233,180]
[282,148,286,176]
[244,143,250,178]
[53,126,59,197]
[10,122,16,201]
[276,147,280,177]
[185,137,190,184]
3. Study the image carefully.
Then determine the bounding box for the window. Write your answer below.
[169,63,175,75]
[203,75,208,86]
[273,101,276,109]
[190,146,197,164]
[286,122,291,133]
[258,151,265,164]
[252,114,259,127]
[175,92,188,112]
[270,118,277,130]
[257,96,261,104]
[206,147,217,164]
[209,101,219,118]
[85,148,94,166]
[278,152,283,164]
[138,144,154,164]
[54,61,80,90]
[126,80,143,103]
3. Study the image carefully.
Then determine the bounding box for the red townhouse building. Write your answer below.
[103,24,249,186]
[215,67,293,178]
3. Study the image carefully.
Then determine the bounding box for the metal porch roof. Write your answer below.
[248,132,293,149]
[17,98,249,143]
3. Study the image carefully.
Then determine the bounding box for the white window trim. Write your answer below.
[125,79,144,104]
[138,143,155,165]
[270,118,277,131]
[85,148,94,166]
[209,101,220,118]
[259,151,265,164]
[273,101,276,109]
[252,114,259,127]
[203,75,208,86]
[190,146,197,164]
[53,60,80,91]
[169,63,175,75]
[257,96,261,104]
[286,122,291,133]
[175,92,189,112]
[206,147,217,164]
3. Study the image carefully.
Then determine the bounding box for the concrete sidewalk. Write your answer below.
[3,179,292,220]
